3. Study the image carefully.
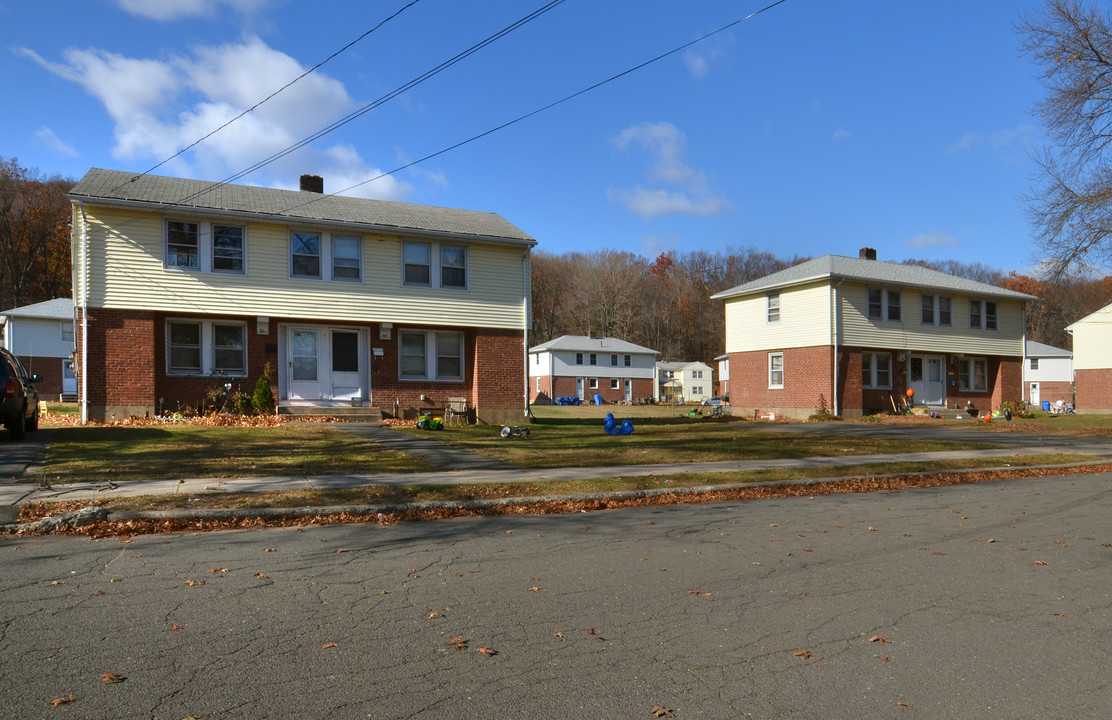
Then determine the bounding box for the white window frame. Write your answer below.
[165,319,248,377]
[60,321,74,343]
[589,378,599,389]
[767,292,781,323]
[165,219,249,275]
[398,330,465,382]
[575,352,583,365]
[610,378,620,390]
[769,352,784,389]
[290,231,322,279]
[624,354,631,367]
[402,240,468,290]
[331,235,362,282]
[867,287,902,322]
[611,354,618,367]
[1030,358,1039,370]
[212,224,245,274]
[589,353,597,365]
[920,294,953,327]
[968,299,998,331]
[958,357,988,392]
[862,352,892,389]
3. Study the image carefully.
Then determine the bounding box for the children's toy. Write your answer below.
[603,412,634,435]
[417,412,443,430]
[500,424,531,439]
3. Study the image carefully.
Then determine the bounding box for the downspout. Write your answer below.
[78,201,89,426]
[832,278,845,416]
[523,253,530,419]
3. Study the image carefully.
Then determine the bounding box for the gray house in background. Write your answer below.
[0,298,76,400]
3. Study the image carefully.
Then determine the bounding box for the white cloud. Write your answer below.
[683,51,710,79]
[944,124,1037,165]
[17,37,418,201]
[116,0,271,21]
[903,231,958,249]
[681,35,731,79]
[35,126,78,157]
[609,121,729,219]
[833,127,851,141]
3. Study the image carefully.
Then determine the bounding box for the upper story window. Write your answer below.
[166,219,247,275]
[589,353,597,365]
[867,288,902,322]
[167,221,199,269]
[624,354,631,367]
[60,322,74,343]
[767,292,781,323]
[576,352,583,365]
[291,232,321,279]
[920,294,953,327]
[611,354,618,366]
[1030,358,1040,370]
[332,236,362,281]
[403,241,468,289]
[969,299,998,330]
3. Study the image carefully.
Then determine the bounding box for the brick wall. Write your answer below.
[1074,368,1112,412]
[74,308,156,421]
[472,329,526,424]
[1025,381,1074,406]
[727,346,834,419]
[15,354,66,399]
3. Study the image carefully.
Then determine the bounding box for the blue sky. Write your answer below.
[3,0,1053,272]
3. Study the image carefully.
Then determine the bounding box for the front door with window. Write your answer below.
[330,330,361,400]
[624,379,632,404]
[576,377,584,401]
[288,328,321,400]
[909,354,945,406]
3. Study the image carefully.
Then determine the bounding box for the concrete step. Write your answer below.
[278,405,384,421]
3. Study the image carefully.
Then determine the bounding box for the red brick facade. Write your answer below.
[726,345,1024,419]
[1025,381,1074,407]
[1074,368,1112,412]
[14,354,68,399]
[75,308,526,423]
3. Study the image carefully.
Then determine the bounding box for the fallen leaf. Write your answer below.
[897,701,917,710]
[505,530,514,535]
[322,642,337,649]
[794,650,811,659]
[207,568,230,574]
[651,705,675,718]
[428,611,441,619]
[477,646,497,656]
[336,549,348,554]
[529,586,540,592]
[687,590,712,596]
[451,641,467,650]
[100,673,126,684]
[254,572,267,579]
[92,590,104,596]
[868,526,878,532]
[586,628,597,636]
[1035,560,1048,565]
[169,624,183,631]
[986,538,996,543]
[263,548,276,552]
[553,632,566,638]
[51,580,66,585]
[185,579,206,586]
[877,655,890,662]
[869,636,890,644]
[50,694,74,707]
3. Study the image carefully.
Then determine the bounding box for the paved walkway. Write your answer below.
[1,423,1109,519]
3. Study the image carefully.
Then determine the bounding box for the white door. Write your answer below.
[576,377,584,400]
[624,379,632,403]
[288,328,320,400]
[909,355,945,406]
[330,329,362,400]
[1030,382,1040,406]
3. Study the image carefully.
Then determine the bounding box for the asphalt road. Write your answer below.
[2,472,1109,719]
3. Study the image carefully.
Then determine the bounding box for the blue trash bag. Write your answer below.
[603,412,634,435]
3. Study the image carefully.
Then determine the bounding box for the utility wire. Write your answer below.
[112,0,424,190]
[119,0,568,217]
[290,0,790,209]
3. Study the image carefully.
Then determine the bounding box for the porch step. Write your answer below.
[278,405,384,421]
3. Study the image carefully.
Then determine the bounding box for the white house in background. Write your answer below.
[1066,302,1112,412]
[0,298,76,400]
[715,353,729,398]
[1022,340,1073,409]
[656,360,714,403]
[529,335,659,404]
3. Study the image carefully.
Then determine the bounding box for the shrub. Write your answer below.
[252,364,276,415]
[807,394,841,422]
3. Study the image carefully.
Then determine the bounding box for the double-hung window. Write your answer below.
[867,288,902,321]
[862,352,892,389]
[332,236,362,281]
[1030,358,1040,370]
[589,353,597,365]
[399,330,464,381]
[610,378,620,390]
[403,241,468,289]
[769,352,784,389]
[576,353,583,365]
[958,357,988,391]
[166,219,247,274]
[969,299,998,330]
[166,320,247,376]
[611,354,618,367]
[623,355,631,367]
[920,295,953,326]
[767,292,781,323]
[291,232,321,279]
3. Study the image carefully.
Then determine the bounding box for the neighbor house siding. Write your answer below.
[839,284,1025,355]
[1071,306,1112,370]
[79,206,527,330]
[724,282,831,353]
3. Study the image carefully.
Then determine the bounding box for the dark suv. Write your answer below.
[1,347,41,441]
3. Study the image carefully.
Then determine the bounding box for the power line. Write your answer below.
[112,0,424,190]
[292,0,791,209]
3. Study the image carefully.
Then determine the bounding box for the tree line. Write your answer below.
[0,157,74,310]
[530,248,1112,366]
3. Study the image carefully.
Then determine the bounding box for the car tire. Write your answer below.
[27,404,39,432]
[8,406,26,441]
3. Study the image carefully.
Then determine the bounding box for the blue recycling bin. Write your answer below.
[593,393,603,405]
[1041,401,1050,411]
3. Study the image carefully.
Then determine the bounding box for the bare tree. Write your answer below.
[0,157,73,309]
[1019,0,1112,276]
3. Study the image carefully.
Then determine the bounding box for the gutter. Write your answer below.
[78,200,89,425]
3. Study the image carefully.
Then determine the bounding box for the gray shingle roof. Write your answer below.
[0,298,74,319]
[711,255,1035,301]
[68,168,535,246]
[529,335,659,355]
[1025,340,1071,357]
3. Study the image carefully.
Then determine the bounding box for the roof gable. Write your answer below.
[711,255,1034,301]
[0,298,74,320]
[529,335,659,355]
[69,168,535,246]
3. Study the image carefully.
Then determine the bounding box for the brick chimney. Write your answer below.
[859,247,877,261]
[299,174,324,193]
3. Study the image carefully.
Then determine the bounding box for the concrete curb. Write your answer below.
[8,461,1108,535]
